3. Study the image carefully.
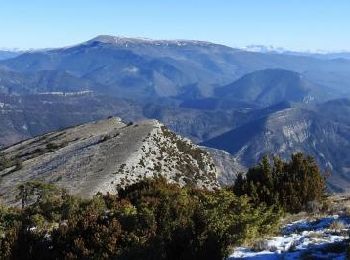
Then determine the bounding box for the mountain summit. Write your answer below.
[88,35,219,47]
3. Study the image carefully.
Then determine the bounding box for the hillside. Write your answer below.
[0,93,143,147]
[202,99,350,192]
[0,117,219,204]
[215,69,324,107]
[0,69,105,95]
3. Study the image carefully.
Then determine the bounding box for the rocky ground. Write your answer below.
[0,117,219,205]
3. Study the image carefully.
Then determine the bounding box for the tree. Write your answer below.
[233,153,327,213]
[16,181,63,209]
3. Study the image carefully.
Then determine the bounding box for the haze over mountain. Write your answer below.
[0,50,22,61]
[244,45,350,60]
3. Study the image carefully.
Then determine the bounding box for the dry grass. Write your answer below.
[326,194,350,215]
[280,194,350,219]
[251,240,269,251]
[307,231,324,239]
[281,212,310,225]
[251,240,277,252]
[329,220,346,231]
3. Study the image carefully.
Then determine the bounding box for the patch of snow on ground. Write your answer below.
[229,215,349,259]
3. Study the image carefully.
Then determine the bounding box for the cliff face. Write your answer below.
[204,147,245,186]
[203,102,350,192]
[0,117,219,204]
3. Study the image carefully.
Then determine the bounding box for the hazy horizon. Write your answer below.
[1,34,350,54]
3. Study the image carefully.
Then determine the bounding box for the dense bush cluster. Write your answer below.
[233,153,327,213]
[0,177,281,260]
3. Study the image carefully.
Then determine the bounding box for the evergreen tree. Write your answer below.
[233,153,326,213]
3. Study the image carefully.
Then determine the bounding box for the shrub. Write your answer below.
[233,153,327,213]
[0,153,22,172]
[0,178,281,260]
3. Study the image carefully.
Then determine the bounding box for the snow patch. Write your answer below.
[229,215,350,259]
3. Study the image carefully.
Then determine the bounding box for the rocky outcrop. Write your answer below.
[204,147,245,186]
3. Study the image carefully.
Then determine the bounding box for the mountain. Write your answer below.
[243,45,350,60]
[0,117,219,204]
[2,35,350,101]
[0,36,241,100]
[202,99,350,192]
[215,69,325,107]
[0,50,22,61]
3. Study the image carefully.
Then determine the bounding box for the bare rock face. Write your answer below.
[0,117,219,204]
[204,147,246,186]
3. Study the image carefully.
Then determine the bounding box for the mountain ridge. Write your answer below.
[0,117,220,205]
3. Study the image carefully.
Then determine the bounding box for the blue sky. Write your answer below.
[1,0,349,51]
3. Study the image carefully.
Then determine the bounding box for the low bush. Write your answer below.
[0,177,281,260]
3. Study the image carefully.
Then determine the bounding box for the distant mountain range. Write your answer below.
[2,35,350,101]
[243,45,350,60]
[0,50,22,61]
[0,35,350,192]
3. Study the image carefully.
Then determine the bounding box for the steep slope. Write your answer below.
[215,69,324,107]
[204,147,245,186]
[202,99,350,192]
[0,117,219,204]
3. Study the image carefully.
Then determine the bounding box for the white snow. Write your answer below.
[38,90,93,96]
[229,215,349,259]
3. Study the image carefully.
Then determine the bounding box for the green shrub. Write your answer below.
[233,153,327,213]
[0,178,281,259]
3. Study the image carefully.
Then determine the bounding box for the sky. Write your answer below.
[1,0,349,51]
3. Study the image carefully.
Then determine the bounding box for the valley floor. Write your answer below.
[229,215,349,259]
